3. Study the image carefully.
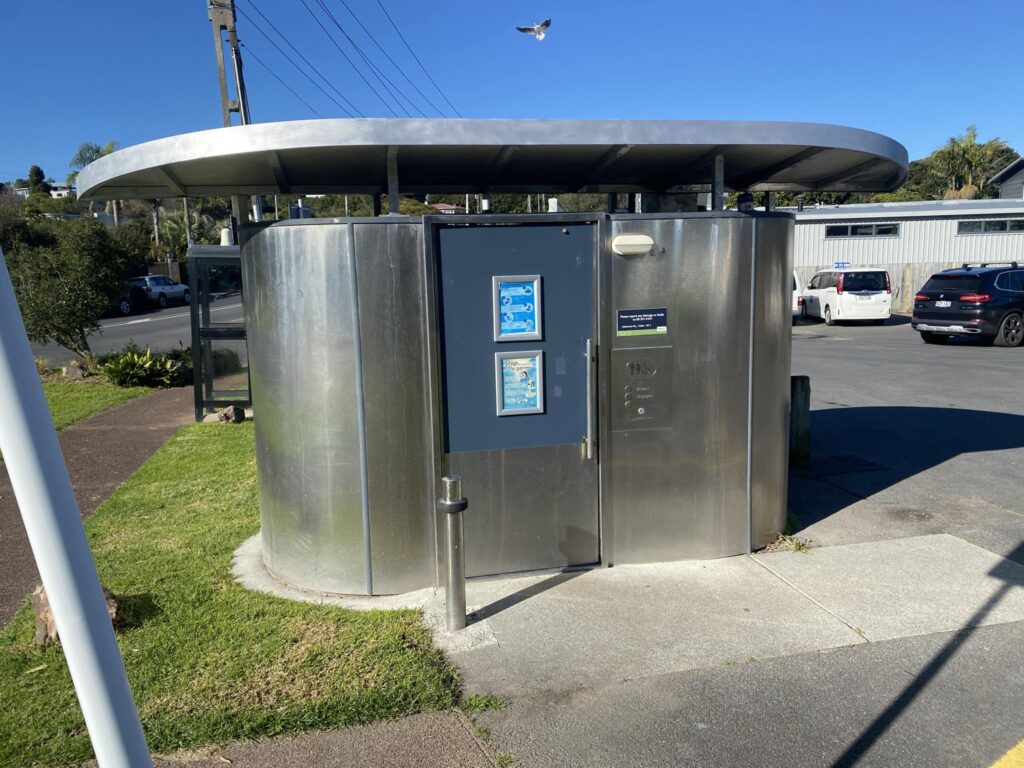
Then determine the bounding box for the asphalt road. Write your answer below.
[479,313,1024,768]
[31,297,244,365]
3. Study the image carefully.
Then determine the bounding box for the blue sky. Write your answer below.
[1,0,1020,184]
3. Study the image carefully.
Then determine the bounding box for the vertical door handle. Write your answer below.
[585,338,595,461]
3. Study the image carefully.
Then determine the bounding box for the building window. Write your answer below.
[957,219,1024,235]
[824,223,900,238]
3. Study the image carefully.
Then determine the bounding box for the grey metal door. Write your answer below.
[436,221,599,577]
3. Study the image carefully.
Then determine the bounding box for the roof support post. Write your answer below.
[386,146,400,215]
[764,191,776,212]
[711,154,725,211]
[372,194,382,217]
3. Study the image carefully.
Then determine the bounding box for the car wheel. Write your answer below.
[994,312,1024,348]
[824,306,833,326]
[158,293,168,309]
[921,332,948,345]
[183,289,191,305]
[118,298,132,315]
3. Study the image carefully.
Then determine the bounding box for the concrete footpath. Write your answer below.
[0,387,193,625]
[455,536,1024,767]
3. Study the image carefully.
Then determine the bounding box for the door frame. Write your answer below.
[423,214,605,585]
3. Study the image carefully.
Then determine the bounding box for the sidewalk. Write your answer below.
[0,387,193,625]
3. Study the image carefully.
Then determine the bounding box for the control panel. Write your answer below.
[610,346,674,431]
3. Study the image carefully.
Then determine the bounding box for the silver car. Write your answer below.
[128,275,191,309]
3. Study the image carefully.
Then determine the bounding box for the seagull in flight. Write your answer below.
[516,18,551,40]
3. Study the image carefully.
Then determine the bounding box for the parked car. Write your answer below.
[911,262,1023,347]
[791,271,803,324]
[801,267,891,325]
[128,275,191,308]
[112,281,150,316]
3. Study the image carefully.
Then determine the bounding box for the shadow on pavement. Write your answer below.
[790,406,1024,532]
[468,570,584,625]
[832,541,1024,767]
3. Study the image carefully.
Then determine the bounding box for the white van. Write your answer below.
[802,268,891,325]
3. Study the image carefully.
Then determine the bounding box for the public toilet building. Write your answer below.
[78,119,907,596]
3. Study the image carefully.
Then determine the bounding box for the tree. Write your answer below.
[7,219,128,357]
[27,165,50,195]
[69,141,119,217]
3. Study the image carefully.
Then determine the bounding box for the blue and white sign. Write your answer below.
[493,275,542,341]
[834,261,851,269]
[495,351,544,416]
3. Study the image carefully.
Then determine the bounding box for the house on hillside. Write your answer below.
[990,157,1024,201]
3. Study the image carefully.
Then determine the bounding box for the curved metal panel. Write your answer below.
[77,119,908,200]
[242,222,368,595]
[750,217,794,548]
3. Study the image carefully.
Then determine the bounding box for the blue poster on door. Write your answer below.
[493,275,542,341]
[495,351,544,415]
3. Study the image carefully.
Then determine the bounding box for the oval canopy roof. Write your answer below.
[77,118,908,200]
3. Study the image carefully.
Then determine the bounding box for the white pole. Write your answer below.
[0,247,151,768]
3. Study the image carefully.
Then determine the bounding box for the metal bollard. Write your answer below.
[438,475,468,631]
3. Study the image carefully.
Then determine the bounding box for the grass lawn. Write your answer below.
[0,423,458,767]
[42,378,151,431]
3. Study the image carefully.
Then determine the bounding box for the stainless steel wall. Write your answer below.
[750,217,793,549]
[241,219,434,595]
[603,214,792,563]
[240,213,792,597]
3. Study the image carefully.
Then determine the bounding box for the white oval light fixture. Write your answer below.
[611,233,655,256]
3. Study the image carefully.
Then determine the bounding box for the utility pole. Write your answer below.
[208,0,260,231]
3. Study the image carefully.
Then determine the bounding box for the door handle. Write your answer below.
[584,338,595,461]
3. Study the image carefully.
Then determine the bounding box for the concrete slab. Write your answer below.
[231,534,435,611]
[794,491,1024,551]
[438,557,865,698]
[478,621,1024,768]
[146,711,494,768]
[754,534,1024,642]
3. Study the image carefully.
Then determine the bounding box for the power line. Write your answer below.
[374,0,461,118]
[334,0,446,117]
[297,0,400,117]
[236,1,363,117]
[241,42,323,118]
[310,0,425,118]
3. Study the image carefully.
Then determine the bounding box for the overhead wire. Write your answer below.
[297,0,401,117]
[240,42,323,118]
[373,0,461,118]
[309,0,422,118]
[236,0,364,117]
[333,0,446,117]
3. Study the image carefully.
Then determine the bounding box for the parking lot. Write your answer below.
[791,313,1024,565]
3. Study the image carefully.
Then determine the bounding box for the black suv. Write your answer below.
[912,262,1024,347]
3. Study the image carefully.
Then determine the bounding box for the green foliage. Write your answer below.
[6,219,129,357]
[69,141,118,172]
[102,346,192,388]
[158,208,219,261]
[27,165,50,194]
[0,424,459,765]
[21,192,84,220]
[461,693,509,715]
[212,347,242,376]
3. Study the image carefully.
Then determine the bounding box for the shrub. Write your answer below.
[103,347,192,388]
[211,348,242,376]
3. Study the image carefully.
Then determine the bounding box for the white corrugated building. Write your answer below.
[789,199,1024,312]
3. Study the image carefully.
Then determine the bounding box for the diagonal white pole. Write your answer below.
[0,247,151,767]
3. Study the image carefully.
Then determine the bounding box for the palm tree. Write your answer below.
[933,127,1010,199]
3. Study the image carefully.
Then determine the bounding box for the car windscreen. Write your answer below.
[921,275,982,292]
[842,272,886,291]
